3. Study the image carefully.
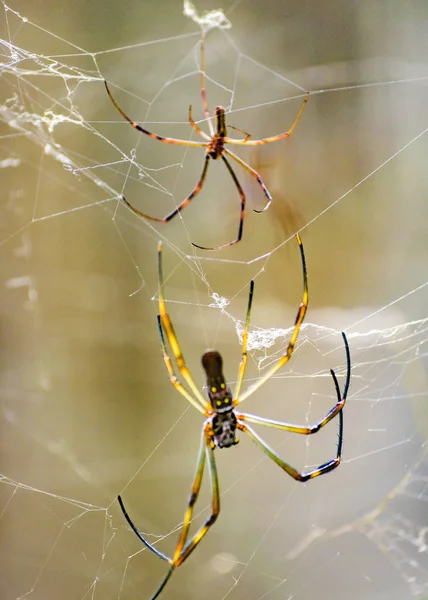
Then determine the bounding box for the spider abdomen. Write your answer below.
[202,350,234,411]
[210,410,238,449]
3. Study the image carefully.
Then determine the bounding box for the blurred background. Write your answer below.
[1,1,428,599]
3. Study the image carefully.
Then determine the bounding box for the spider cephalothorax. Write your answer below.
[209,409,238,449]
[117,237,351,600]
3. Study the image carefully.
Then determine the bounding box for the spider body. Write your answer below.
[202,350,239,448]
[118,236,351,600]
[105,38,309,249]
[206,107,227,159]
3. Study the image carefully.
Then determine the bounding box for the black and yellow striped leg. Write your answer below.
[236,234,308,405]
[237,332,351,435]
[156,315,207,415]
[238,411,343,482]
[149,428,220,600]
[157,242,212,413]
[170,429,208,565]
[237,332,350,482]
[233,280,255,402]
[175,434,219,565]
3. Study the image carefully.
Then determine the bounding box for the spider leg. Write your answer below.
[233,280,255,402]
[199,37,215,137]
[224,148,273,213]
[224,92,309,146]
[157,242,212,412]
[150,567,175,600]
[121,154,211,223]
[104,80,208,147]
[192,155,246,251]
[117,495,170,562]
[174,430,220,566]
[237,332,351,433]
[156,315,207,415]
[236,333,350,482]
[150,428,219,599]
[189,105,211,140]
[238,411,343,482]
[236,234,308,405]
[119,427,218,600]
[228,124,252,141]
[171,428,207,564]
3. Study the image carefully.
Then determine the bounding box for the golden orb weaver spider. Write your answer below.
[118,234,351,600]
[104,39,309,250]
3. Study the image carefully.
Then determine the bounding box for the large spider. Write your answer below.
[104,39,309,250]
[118,235,351,599]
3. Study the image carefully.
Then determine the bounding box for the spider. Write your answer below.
[118,234,351,600]
[104,39,309,250]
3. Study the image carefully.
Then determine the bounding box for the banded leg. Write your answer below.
[157,242,211,412]
[117,429,211,560]
[237,332,351,432]
[238,412,343,482]
[192,155,246,251]
[199,37,214,136]
[156,315,207,415]
[150,428,220,600]
[189,105,211,140]
[228,124,252,141]
[224,92,310,146]
[174,433,219,565]
[224,148,273,213]
[233,280,255,402]
[237,333,350,482]
[104,80,207,147]
[237,233,308,404]
[122,155,211,223]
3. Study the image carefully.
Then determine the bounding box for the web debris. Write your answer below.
[183,0,232,34]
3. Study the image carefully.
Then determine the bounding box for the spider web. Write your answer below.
[1,1,428,599]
